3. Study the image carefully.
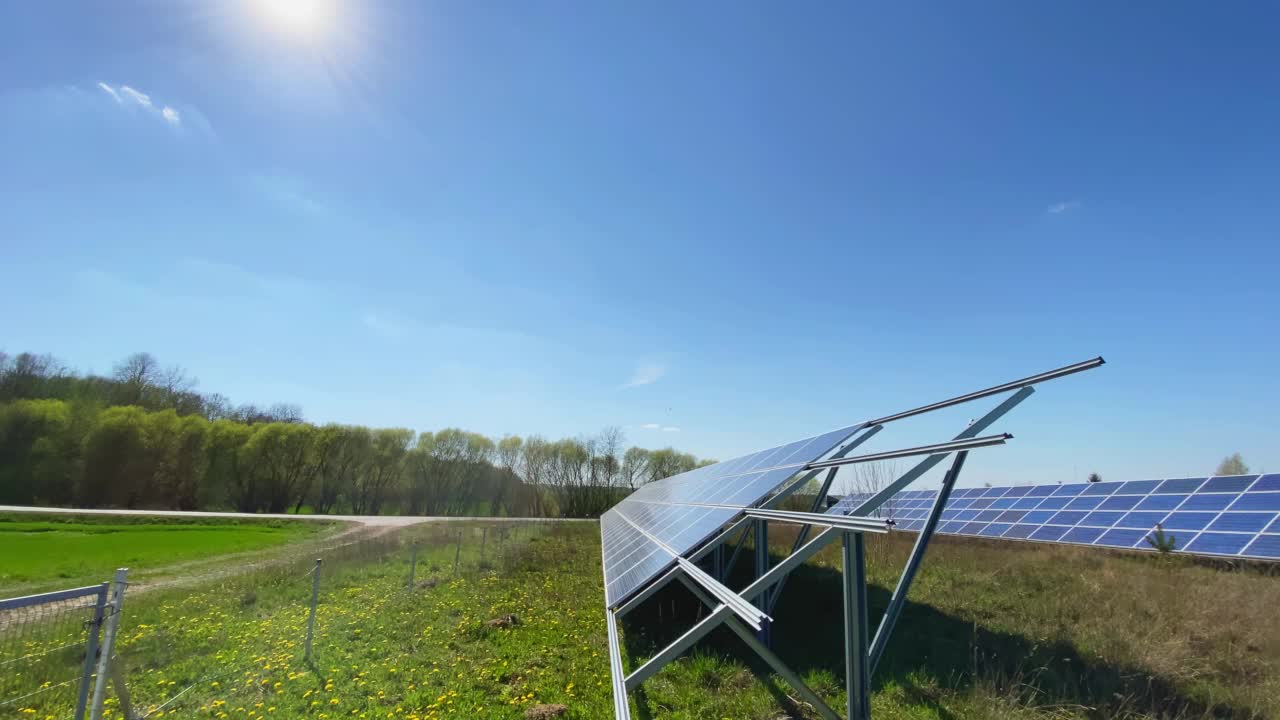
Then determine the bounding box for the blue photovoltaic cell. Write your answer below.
[1050,510,1087,525]
[1185,533,1252,556]
[1117,511,1167,529]
[1156,478,1206,493]
[1161,512,1217,531]
[1180,494,1234,511]
[1119,480,1161,494]
[1230,493,1280,511]
[831,473,1277,562]
[1245,535,1280,558]
[602,423,857,606]
[1135,495,1186,511]
[1207,513,1276,533]
[1100,495,1141,511]
[1199,475,1257,493]
[1096,528,1146,548]
[1062,526,1105,544]
[1082,511,1124,527]
[1065,496,1105,510]
[1030,525,1069,541]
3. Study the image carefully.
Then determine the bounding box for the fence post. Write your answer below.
[304,559,322,662]
[453,531,462,575]
[74,584,109,720]
[480,527,488,563]
[89,568,128,720]
[408,542,418,590]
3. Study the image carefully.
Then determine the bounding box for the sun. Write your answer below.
[254,0,334,37]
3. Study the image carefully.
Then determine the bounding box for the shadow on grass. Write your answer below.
[621,556,1250,719]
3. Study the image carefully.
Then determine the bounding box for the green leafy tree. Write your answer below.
[1216,453,1250,476]
[0,399,77,504]
[80,406,151,507]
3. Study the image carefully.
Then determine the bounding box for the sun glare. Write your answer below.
[254,0,333,37]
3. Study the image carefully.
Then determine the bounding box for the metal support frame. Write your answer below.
[74,585,109,720]
[843,533,870,720]
[868,451,967,672]
[605,609,632,720]
[89,569,128,720]
[678,568,843,720]
[754,518,769,643]
[605,358,1104,720]
[304,559,322,662]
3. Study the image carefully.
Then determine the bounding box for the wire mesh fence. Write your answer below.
[0,520,552,720]
[0,584,107,720]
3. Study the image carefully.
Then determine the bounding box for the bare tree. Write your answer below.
[621,447,651,489]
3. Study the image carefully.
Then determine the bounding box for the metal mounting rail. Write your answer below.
[806,434,1011,470]
[605,357,1106,720]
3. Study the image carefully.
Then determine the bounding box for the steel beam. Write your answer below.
[605,610,632,719]
[725,618,842,720]
[742,508,891,533]
[806,434,1010,471]
[869,451,967,673]
[848,387,1033,517]
[740,526,842,603]
[843,533,871,720]
[867,357,1103,426]
[754,517,769,643]
[624,604,734,690]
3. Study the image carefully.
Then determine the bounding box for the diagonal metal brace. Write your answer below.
[868,450,967,672]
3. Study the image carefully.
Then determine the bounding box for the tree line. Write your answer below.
[0,351,712,517]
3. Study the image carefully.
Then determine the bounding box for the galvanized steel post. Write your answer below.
[304,559,322,662]
[74,584,109,720]
[88,569,128,720]
[842,534,870,720]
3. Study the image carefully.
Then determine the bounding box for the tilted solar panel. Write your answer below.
[601,424,859,607]
[830,474,1280,561]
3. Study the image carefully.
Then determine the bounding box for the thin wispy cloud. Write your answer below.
[640,423,661,430]
[1047,200,1081,214]
[96,82,121,103]
[661,426,680,433]
[639,423,681,433]
[118,85,152,108]
[97,82,182,126]
[619,362,666,389]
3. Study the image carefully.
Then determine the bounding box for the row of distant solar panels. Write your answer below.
[832,474,1280,560]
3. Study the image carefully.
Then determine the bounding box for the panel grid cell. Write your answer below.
[602,424,858,606]
[830,474,1276,562]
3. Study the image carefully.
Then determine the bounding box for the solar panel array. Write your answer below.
[601,424,858,607]
[830,474,1280,560]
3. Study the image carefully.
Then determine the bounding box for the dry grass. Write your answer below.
[796,529,1280,718]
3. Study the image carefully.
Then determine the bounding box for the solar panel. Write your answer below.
[830,474,1280,561]
[601,424,858,607]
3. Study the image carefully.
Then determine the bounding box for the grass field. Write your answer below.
[0,513,340,595]
[3,520,1277,720]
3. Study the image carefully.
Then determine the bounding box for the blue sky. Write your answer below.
[1,1,1276,488]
